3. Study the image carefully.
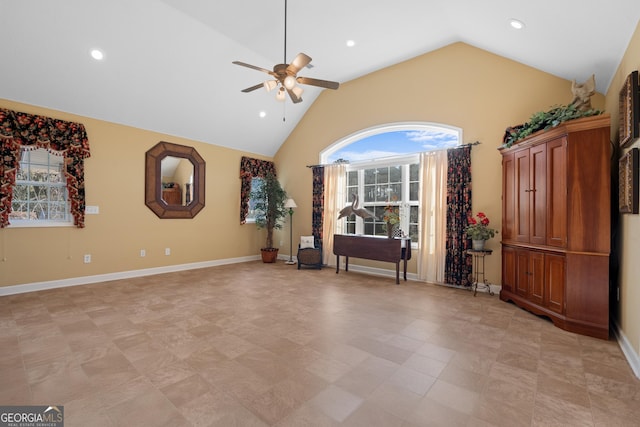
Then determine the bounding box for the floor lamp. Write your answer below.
[284,198,297,265]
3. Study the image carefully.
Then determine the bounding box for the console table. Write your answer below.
[333,234,411,284]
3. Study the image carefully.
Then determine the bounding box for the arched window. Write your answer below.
[322,122,460,164]
[321,122,461,243]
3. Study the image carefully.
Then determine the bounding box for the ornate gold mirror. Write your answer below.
[145,141,205,218]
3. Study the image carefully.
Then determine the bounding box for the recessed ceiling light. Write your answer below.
[509,19,525,30]
[90,49,104,60]
[259,111,267,118]
[346,40,356,47]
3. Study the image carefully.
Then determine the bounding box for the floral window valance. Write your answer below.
[239,156,276,224]
[0,108,91,228]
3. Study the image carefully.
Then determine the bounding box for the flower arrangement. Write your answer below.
[382,204,400,225]
[465,212,497,240]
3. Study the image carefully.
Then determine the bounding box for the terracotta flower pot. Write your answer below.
[261,248,279,263]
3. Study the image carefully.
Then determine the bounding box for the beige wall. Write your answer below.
[4,41,624,352]
[0,99,273,287]
[604,23,640,360]
[275,42,605,285]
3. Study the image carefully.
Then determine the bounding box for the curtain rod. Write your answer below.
[306,141,481,168]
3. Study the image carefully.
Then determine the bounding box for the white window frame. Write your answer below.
[9,148,73,228]
[343,154,419,242]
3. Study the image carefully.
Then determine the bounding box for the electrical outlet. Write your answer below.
[140,249,146,257]
[165,248,171,256]
[83,254,91,263]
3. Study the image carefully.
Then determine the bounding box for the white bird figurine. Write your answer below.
[338,193,376,220]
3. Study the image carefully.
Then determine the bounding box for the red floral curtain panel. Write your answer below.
[0,108,91,228]
[239,156,276,224]
[444,144,472,286]
[311,166,324,246]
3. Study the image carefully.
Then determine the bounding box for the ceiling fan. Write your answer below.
[232,0,339,104]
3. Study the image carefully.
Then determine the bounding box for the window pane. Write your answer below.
[410,182,419,201]
[409,206,419,223]
[347,171,358,186]
[376,168,388,184]
[409,163,419,181]
[49,202,67,220]
[346,184,357,204]
[363,221,373,235]
[364,169,375,185]
[49,186,67,201]
[363,184,375,203]
[389,166,401,182]
[387,183,401,202]
[49,169,64,183]
[30,166,49,182]
[345,220,356,234]
[409,224,418,243]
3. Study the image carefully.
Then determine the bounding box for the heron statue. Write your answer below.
[338,193,376,220]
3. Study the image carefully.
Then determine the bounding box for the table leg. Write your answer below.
[395,262,400,285]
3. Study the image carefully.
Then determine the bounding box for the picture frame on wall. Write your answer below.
[619,147,639,214]
[619,70,640,148]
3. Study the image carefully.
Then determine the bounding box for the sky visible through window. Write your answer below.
[327,128,459,163]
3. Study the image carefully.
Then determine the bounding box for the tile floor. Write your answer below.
[1,261,639,426]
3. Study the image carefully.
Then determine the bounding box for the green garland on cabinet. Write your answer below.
[502,104,603,148]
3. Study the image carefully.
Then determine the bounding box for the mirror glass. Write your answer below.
[145,141,205,218]
[160,156,194,206]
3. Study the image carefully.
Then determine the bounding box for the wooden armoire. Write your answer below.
[499,114,611,339]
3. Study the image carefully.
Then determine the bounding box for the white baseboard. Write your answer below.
[338,264,419,282]
[0,255,259,296]
[612,319,640,379]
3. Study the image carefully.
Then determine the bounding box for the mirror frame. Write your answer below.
[145,141,205,218]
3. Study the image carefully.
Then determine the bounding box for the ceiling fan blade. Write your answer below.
[287,88,303,104]
[287,53,312,74]
[232,61,276,76]
[241,83,264,93]
[297,76,340,90]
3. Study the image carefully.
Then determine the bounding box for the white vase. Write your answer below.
[472,239,486,250]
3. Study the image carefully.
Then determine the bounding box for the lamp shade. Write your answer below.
[263,80,278,92]
[284,198,297,208]
[291,85,303,98]
[276,87,286,101]
[283,75,296,89]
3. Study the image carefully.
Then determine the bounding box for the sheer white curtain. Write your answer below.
[322,163,347,266]
[417,150,448,283]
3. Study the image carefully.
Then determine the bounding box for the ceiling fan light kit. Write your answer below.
[232,0,339,104]
[263,80,278,92]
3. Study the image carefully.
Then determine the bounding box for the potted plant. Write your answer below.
[251,172,288,263]
[465,212,497,250]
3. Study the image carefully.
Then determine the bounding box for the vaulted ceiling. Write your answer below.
[1,1,639,156]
